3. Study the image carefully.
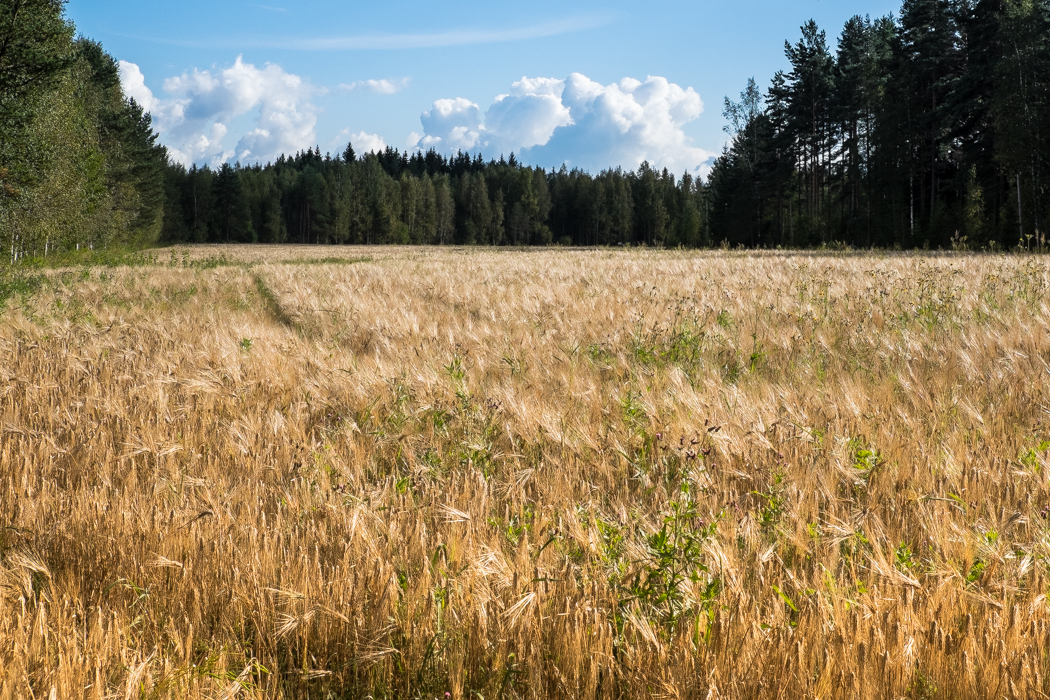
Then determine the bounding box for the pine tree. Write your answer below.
[896,0,965,244]
[722,77,767,245]
[993,0,1050,243]
[213,163,251,243]
[784,20,836,242]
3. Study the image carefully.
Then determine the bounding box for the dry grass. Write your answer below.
[3,245,1050,699]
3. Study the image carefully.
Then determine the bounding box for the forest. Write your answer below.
[160,148,706,248]
[709,0,1050,250]
[1,0,1048,256]
[0,0,167,262]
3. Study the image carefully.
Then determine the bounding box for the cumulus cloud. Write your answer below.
[415,72,711,174]
[484,77,572,155]
[119,60,711,174]
[118,57,321,166]
[118,60,157,113]
[338,78,410,94]
[331,127,387,155]
[351,132,387,154]
[419,98,483,152]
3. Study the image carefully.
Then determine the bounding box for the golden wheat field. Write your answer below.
[3,246,1050,699]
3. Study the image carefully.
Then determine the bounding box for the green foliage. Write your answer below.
[0,0,75,137]
[157,143,713,249]
[1019,439,1050,472]
[487,504,534,547]
[0,267,45,306]
[966,559,986,585]
[708,3,1050,250]
[444,354,466,384]
[624,497,721,632]
[895,542,917,571]
[585,343,615,366]
[851,443,881,479]
[909,670,938,700]
[0,2,167,264]
[753,469,787,532]
[620,391,648,430]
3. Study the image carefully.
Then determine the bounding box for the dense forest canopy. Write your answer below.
[160,148,706,248]
[1,0,1048,258]
[0,0,167,262]
[710,0,1050,250]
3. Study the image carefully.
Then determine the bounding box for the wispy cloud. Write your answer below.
[121,13,617,51]
[294,15,614,50]
[338,78,410,94]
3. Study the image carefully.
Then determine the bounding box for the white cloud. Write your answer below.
[419,98,483,151]
[416,72,711,174]
[119,56,321,167]
[484,77,572,155]
[338,78,410,94]
[349,131,387,155]
[121,59,711,174]
[329,128,387,155]
[117,60,157,113]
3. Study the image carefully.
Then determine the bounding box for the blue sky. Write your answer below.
[67,0,902,175]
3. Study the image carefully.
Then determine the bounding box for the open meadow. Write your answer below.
[5,246,1050,699]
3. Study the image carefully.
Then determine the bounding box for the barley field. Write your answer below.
[3,246,1050,699]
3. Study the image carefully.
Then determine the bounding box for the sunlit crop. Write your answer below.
[2,246,1050,699]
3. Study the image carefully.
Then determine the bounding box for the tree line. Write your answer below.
[161,148,708,248]
[709,0,1050,250]
[1,0,167,263]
